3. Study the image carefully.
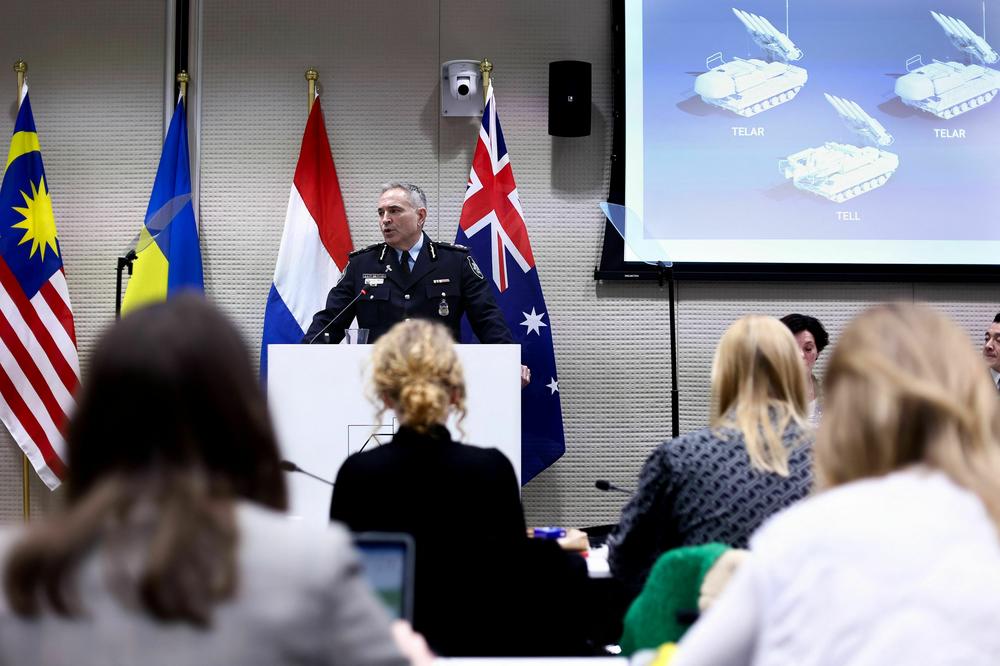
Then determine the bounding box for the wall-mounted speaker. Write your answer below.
[548,60,591,137]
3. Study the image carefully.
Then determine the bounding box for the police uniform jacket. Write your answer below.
[303,233,514,344]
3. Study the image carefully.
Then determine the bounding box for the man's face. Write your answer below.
[793,330,819,372]
[377,188,426,251]
[984,323,1000,372]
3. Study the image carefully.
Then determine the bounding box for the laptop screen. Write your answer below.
[352,532,415,622]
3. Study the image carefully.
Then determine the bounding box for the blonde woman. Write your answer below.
[608,316,814,598]
[331,319,586,656]
[675,304,1000,665]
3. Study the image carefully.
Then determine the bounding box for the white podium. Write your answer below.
[267,343,522,523]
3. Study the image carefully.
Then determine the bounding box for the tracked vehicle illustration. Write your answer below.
[895,11,1000,119]
[694,7,807,117]
[780,94,899,204]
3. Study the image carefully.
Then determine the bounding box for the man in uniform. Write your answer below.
[303,182,520,355]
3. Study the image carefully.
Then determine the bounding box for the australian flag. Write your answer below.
[456,84,565,484]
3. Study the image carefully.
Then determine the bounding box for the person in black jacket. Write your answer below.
[303,181,513,346]
[330,319,587,656]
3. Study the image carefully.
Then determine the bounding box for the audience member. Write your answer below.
[607,316,813,599]
[983,312,1000,391]
[674,304,1000,665]
[0,296,410,666]
[330,319,588,656]
[780,313,829,423]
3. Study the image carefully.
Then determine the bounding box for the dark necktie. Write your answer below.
[399,251,411,278]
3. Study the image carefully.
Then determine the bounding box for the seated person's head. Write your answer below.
[710,315,809,473]
[779,313,829,374]
[371,319,466,431]
[818,304,1000,513]
[5,295,285,625]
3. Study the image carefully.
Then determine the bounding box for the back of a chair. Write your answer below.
[619,542,729,656]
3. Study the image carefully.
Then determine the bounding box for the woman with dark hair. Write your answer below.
[0,296,410,665]
[780,313,830,423]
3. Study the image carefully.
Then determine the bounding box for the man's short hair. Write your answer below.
[380,181,427,211]
[993,312,1000,324]
[779,313,830,353]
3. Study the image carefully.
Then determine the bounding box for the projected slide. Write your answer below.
[624,0,1000,266]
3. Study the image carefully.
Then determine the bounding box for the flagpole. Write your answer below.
[479,59,492,104]
[306,68,318,113]
[13,59,30,522]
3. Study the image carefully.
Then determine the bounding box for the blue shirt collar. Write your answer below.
[397,234,424,265]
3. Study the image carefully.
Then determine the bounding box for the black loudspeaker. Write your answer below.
[548,60,591,137]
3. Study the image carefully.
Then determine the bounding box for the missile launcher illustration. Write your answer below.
[895,11,1000,119]
[779,94,898,204]
[694,8,807,117]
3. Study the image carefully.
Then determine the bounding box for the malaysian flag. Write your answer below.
[261,97,352,378]
[457,84,565,483]
[0,87,80,489]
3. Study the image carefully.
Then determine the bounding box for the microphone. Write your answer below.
[306,288,369,344]
[595,479,633,495]
[280,459,334,487]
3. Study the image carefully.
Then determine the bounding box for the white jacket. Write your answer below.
[675,469,1000,666]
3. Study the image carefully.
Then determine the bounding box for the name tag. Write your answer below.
[432,278,451,285]
[363,273,385,286]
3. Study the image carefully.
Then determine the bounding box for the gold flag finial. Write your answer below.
[305,68,319,113]
[479,59,493,103]
[13,59,27,105]
[176,70,190,100]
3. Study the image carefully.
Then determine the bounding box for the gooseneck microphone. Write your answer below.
[595,479,633,495]
[305,288,368,344]
[280,460,334,487]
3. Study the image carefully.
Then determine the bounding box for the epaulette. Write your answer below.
[433,241,470,252]
[348,242,383,258]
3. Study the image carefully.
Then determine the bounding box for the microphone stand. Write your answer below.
[115,249,137,320]
[306,288,368,344]
[280,460,334,487]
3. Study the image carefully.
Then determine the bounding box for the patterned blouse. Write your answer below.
[607,422,814,597]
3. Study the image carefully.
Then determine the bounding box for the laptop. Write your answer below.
[352,532,415,623]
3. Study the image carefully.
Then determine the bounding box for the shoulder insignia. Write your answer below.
[467,255,484,280]
[348,242,382,258]
[434,241,470,253]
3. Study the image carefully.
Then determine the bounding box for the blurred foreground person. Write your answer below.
[675,304,1000,665]
[331,319,589,656]
[0,296,410,666]
[608,316,813,599]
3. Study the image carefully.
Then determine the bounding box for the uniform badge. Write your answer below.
[362,273,385,287]
[438,294,450,317]
[468,256,484,280]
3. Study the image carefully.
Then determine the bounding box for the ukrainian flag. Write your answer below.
[121,98,203,313]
